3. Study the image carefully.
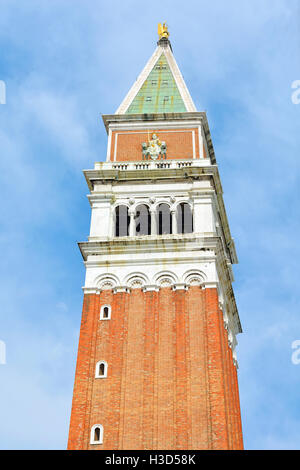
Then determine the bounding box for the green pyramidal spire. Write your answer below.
[125,53,187,114]
[116,33,196,115]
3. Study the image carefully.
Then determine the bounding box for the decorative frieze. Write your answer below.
[129,278,145,289]
[158,277,173,287]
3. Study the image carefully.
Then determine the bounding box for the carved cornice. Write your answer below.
[79,234,221,260]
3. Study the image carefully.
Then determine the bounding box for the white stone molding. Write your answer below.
[111,201,131,211]
[82,286,99,295]
[153,199,171,210]
[154,271,178,287]
[202,281,218,289]
[233,358,239,368]
[135,201,151,210]
[142,285,160,292]
[198,125,204,159]
[124,272,149,289]
[174,199,193,208]
[201,124,209,160]
[95,273,120,291]
[85,269,217,293]
[221,303,230,332]
[106,128,112,162]
[113,286,131,294]
[232,348,239,368]
[227,329,234,349]
[192,129,196,159]
[89,200,112,239]
[106,119,205,133]
[92,158,210,180]
[109,205,115,238]
[183,269,206,287]
[192,194,215,234]
[172,283,188,291]
[226,318,238,353]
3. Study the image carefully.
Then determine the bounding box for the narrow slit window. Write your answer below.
[95,361,108,378]
[95,428,100,441]
[103,306,109,318]
[100,305,111,320]
[90,424,103,445]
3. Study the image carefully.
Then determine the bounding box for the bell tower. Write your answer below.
[68,25,243,450]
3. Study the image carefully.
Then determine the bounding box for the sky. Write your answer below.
[0,0,300,450]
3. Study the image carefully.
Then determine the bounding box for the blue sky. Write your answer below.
[0,0,300,450]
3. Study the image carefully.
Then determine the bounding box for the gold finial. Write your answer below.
[158,21,169,40]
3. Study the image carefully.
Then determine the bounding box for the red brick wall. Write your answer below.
[68,287,243,450]
[109,128,204,162]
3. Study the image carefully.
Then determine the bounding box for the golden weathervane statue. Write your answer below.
[158,22,169,39]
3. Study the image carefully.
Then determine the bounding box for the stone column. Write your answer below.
[150,209,157,235]
[171,210,177,234]
[109,207,115,238]
[129,211,135,237]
